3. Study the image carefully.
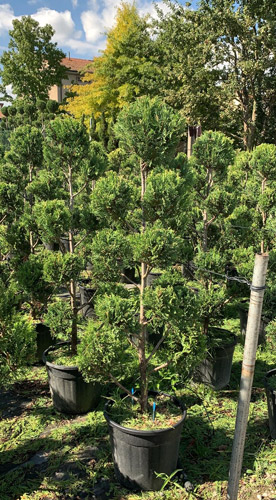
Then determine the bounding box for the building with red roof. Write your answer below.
[49,56,93,103]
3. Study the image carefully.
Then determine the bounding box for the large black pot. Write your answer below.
[121,268,139,284]
[79,281,96,318]
[195,329,237,390]
[104,391,186,491]
[239,306,268,344]
[264,368,276,439]
[43,342,100,414]
[35,323,53,363]
[146,272,162,286]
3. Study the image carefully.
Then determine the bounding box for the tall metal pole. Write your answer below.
[227,253,269,500]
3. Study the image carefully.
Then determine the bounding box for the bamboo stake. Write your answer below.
[227,253,269,500]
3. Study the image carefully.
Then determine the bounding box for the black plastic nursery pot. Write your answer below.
[264,368,276,439]
[43,341,100,414]
[79,281,96,318]
[35,322,53,363]
[104,391,186,491]
[195,329,237,390]
[121,267,139,284]
[239,305,268,344]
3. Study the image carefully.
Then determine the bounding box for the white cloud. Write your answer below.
[0,4,14,35]
[32,8,77,44]
[81,0,120,43]
[81,0,171,45]
[32,8,101,55]
[5,83,15,98]
[28,0,42,5]
[71,0,78,8]
[138,1,171,20]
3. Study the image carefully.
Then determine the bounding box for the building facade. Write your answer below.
[49,57,92,103]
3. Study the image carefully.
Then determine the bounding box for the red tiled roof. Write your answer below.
[61,57,93,72]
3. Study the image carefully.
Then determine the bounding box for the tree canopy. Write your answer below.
[154,0,276,149]
[0,16,66,102]
[65,3,159,123]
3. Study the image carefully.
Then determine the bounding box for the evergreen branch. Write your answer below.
[0,214,7,224]
[146,335,166,363]
[74,234,87,248]
[109,373,139,401]
[73,181,89,199]
[149,361,169,374]
[121,273,140,288]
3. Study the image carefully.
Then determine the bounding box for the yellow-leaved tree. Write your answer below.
[65,2,160,128]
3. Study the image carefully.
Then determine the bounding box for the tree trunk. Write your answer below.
[242,97,257,151]
[68,165,77,355]
[203,209,208,252]
[139,162,148,413]
[29,165,34,254]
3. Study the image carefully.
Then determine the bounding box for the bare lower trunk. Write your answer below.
[139,261,148,413]
[243,99,257,151]
[68,165,77,355]
[139,163,148,413]
[203,209,208,252]
[29,165,34,254]
[70,279,78,355]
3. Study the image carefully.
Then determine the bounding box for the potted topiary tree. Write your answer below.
[77,97,205,491]
[227,144,276,343]
[0,124,55,361]
[249,144,276,437]
[39,116,106,414]
[188,131,237,390]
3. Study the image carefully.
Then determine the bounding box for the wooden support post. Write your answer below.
[227,253,269,500]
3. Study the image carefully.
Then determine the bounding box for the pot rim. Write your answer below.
[208,328,237,349]
[42,340,79,371]
[264,368,276,390]
[104,390,186,437]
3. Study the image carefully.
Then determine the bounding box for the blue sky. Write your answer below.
[0,0,199,62]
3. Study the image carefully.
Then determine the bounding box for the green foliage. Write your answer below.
[154,0,276,148]
[90,228,133,282]
[44,117,90,172]
[6,124,43,172]
[189,131,236,333]
[144,169,192,229]
[0,16,66,102]
[191,131,235,186]
[132,222,185,269]
[79,97,201,411]
[114,96,185,168]
[33,200,71,243]
[16,253,54,318]
[91,171,137,226]
[251,143,276,180]
[43,252,84,286]
[44,300,74,340]
[78,320,132,383]
[0,279,36,382]
[46,99,59,114]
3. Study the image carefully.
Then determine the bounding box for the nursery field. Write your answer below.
[1,319,275,500]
